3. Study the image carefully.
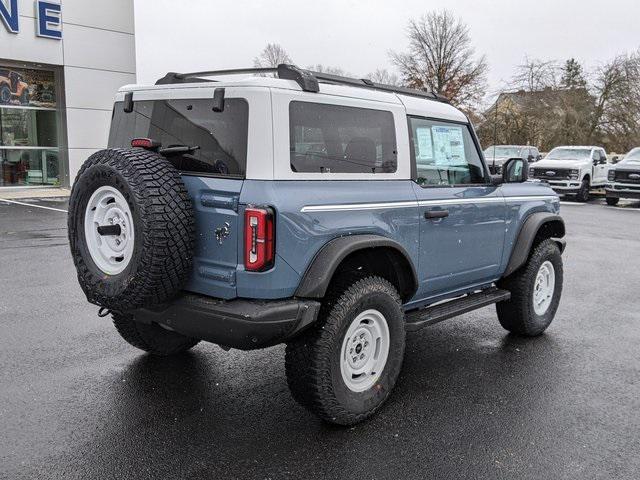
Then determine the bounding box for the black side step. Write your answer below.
[405,287,511,332]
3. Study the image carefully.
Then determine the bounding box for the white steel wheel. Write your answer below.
[340,309,390,393]
[533,260,555,315]
[84,186,135,275]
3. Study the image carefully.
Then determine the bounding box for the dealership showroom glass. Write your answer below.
[0,0,136,189]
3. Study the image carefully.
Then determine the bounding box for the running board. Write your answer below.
[405,287,511,332]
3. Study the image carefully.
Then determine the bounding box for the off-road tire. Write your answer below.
[496,239,563,336]
[606,196,619,206]
[0,85,11,104]
[576,177,590,202]
[285,276,406,426]
[112,313,199,355]
[68,148,194,311]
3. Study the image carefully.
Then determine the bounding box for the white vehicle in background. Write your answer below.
[605,147,640,206]
[528,146,609,202]
[483,145,542,175]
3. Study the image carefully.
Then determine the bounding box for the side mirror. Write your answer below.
[537,154,542,161]
[599,158,607,165]
[527,155,535,162]
[503,157,528,183]
[612,156,620,164]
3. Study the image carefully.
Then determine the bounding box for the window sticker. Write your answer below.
[415,127,433,161]
[431,125,465,166]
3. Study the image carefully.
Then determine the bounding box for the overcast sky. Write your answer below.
[134,0,639,97]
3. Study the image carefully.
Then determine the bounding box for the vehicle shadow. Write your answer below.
[55,312,569,480]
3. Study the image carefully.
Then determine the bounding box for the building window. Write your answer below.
[0,65,60,187]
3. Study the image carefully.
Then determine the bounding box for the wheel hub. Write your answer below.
[84,186,135,275]
[340,309,390,393]
[533,260,555,315]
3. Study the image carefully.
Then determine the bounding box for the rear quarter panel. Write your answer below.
[237,180,419,299]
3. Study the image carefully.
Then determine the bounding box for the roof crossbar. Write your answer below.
[155,64,448,103]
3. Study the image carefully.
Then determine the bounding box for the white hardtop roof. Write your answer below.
[118,75,468,123]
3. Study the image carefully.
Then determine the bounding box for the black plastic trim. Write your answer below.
[504,213,566,277]
[295,234,418,300]
[132,293,321,350]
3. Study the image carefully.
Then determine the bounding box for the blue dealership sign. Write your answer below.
[36,1,62,39]
[0,0,19,34]
[0,0,62,39]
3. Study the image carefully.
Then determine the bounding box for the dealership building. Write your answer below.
[0,0,136,189]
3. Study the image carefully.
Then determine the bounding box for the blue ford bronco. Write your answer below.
[68,65,566,425]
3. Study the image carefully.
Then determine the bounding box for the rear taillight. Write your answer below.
[131,138,160,150]
[244,207,275,271]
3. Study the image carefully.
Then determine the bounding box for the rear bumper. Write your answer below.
[133,293,321,350]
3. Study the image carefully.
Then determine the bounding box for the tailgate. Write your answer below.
[182,176,243,299]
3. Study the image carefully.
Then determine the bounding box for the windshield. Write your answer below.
[622,148,640,164]
[483,146,522,158]
[546,148,592,160]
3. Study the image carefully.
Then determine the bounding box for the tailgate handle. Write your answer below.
[425,209,449,219]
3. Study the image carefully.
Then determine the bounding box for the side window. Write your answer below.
[592,150,600,161]
[408,117,485,186]
[289,101,397,173]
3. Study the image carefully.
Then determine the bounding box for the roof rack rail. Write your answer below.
[155,64,448,103]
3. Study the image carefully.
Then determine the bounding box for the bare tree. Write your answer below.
[253,43,292,70]
[390,10,488,110]
[590,51,640,150]
[307,64,349,76]
[511,57,558,91]
[366,69,400,86]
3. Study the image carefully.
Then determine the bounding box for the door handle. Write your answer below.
[425,209,449,219]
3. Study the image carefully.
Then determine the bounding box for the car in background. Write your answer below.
[529,146,608,202]
[0,69,30,105]
[605,147,640,206]
[483,145,541,175]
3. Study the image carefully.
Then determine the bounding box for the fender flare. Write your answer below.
[504,213,566,277]
[294,234,418,300]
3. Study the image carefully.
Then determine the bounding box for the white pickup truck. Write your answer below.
[528,146,609,202]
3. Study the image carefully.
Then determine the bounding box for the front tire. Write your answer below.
[576,177,590,202]
[112,313,199,356]
[606,196,619,206]
[285,276,406,425]
[496,239,563,336]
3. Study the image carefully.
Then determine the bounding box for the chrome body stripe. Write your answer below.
[300,201,417,213]
[300,196,557,213]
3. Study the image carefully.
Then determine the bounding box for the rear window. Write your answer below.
[108,98,249,177]
[289,101,397,174]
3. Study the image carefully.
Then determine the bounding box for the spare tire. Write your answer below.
[68,148,194,311]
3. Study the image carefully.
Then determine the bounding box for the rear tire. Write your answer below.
[606,196,619,206]
[576,177,590,202]
[496,239,563,336]
[112,313,199,356]
[285,276,405,425]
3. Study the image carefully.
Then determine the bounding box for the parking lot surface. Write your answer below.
[1,196,639,480]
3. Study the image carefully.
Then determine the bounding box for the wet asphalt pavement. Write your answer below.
[0,196,639,480]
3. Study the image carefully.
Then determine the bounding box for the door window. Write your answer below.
[408,117,486,186]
